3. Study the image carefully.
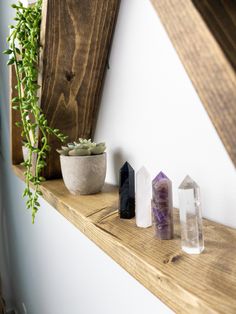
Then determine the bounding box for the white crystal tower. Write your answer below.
[136,167,152,228]
[178,175,204,254]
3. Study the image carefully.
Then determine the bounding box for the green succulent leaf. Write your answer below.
[2,49,13,55]
[90,144,106,155]
[12,97,20,103]
[68,148,91,156]
[12,105,20,110]
[67,143,75,149]
[7,58,15,65]
[57,139,106,156]
[15,121,22,127]
[56,149,69,156]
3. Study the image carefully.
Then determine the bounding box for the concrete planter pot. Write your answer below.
[60,153,107,195]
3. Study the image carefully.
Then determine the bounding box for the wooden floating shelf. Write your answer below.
[12,165,236,314]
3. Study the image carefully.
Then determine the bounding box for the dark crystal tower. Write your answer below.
[119,162,135,219]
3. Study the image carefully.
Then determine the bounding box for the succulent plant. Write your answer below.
[57,138,106,156]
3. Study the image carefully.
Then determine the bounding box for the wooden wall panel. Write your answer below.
[10,66,23,165]
[151,0,236,167]
[38,0,120,178]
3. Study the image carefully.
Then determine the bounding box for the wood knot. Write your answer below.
[163,254,182,264]
[65,71,75,82]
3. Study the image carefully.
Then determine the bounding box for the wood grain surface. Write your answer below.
[10,66,23,165]
[192,0,236,72]
[13,164,236,313]
[38,0,120,178]
[151,0,236,168]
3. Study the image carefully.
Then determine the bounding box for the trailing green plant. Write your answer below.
[3,0,67,223]
[57,139,106,156]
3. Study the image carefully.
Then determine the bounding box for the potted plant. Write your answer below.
[57,139,106,195]
[3,0,67,222]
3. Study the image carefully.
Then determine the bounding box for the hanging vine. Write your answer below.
[3,0,67,222]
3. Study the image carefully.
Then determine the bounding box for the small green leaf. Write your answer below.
[15,47,21,54]
[2,49,12,55]
[12,97,20,103]
[12,105,20,110]
[7,58,15,65]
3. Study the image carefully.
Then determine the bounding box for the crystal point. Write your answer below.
[152,171,169,184]
[136,166,152,228]
[178,175,204,254]
[179,175,199,190]
[152,171,173,239]
[119,162,135,219]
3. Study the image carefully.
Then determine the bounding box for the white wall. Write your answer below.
[0,0,236,313]
[0,0,16,310]
[95,0,236,227]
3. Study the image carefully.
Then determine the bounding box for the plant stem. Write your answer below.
[5,0,67,222]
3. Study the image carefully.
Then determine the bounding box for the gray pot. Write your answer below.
[60,153,107,195]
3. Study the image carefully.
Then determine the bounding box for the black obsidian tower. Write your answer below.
[119,162,135,219]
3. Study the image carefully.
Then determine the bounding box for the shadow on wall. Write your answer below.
[0,277,6,313]
[111,148,131,184]
[112,148,124,184]
[0,165,13,312]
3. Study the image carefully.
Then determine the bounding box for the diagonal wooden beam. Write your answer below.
[151,0,236,167]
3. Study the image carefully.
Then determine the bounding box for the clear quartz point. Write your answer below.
[178,175,204,254]
[136,166,152,228]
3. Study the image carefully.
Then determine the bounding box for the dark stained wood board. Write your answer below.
[192,0,236,72]
[151,0,236,167]
[13,164,236,314]
[39,0,120,178]
[10,65,23,165]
